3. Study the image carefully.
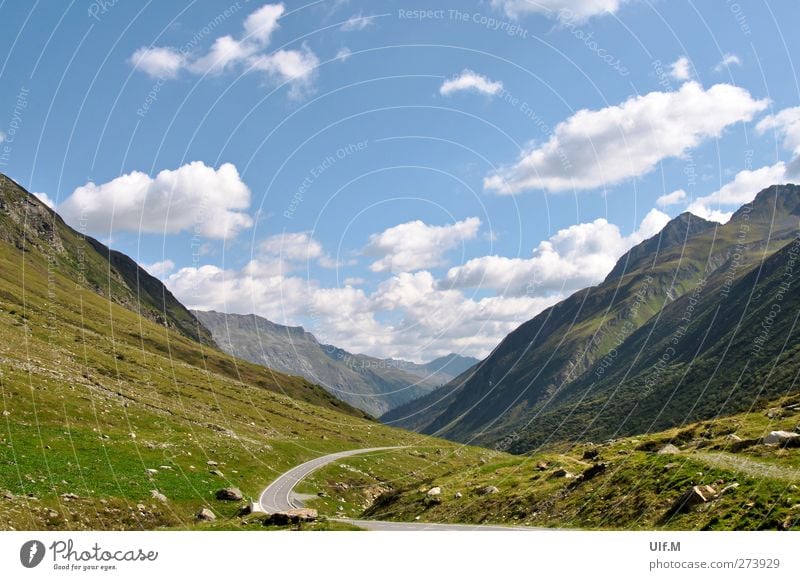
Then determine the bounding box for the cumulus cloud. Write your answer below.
[669,56,692,81]
[493,0,625,20]
[32,192,56,209]
[687,162,788,222]
[365,217,482,273]
[443,209,669,297]
[130,3,318,93]
[439,69,504,97]
[129,47,186,79]
[143,259,175,278]
[656,189,687,208]
[757,106,800,155]
[484,82,768,194]
[59,161,253,239]
[715,53,741,72]
[335,47,352,62]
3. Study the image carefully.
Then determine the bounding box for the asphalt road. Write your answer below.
[258,446,540,531]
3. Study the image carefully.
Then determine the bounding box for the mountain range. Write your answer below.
[384,184,800,452]
[193,310,478,416]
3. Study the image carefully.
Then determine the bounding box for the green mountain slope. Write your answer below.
[388,184,800,452]
[194,309,477,416]
[0,174,498,530]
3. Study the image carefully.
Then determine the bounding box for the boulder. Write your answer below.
[672,485,717,513]
[582,449,599,460]
[196,508,216,521]
[215,487,244,501]
[266,508,318,525]
[549,468,571,479]
[426,487,441,496]
[720,483,739,495]
[477,486,500,496]
[150,490,168,503]
[580,462,607,482]
[763,431,800,446]
[657,444,680,455]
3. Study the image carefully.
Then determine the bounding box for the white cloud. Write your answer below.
[143,259,175,278]
[32,192,56,209]
[243,3,284,43]
[443,209,669,297]
[656,189,687,207]
[484,82,768,194]
[365,217,482,273]
[335,47,352,62]
[129,47,186,79]
[130,3,318,94]
[260,232,322,261]
[440,69,503,97]
[493,0,625,20]
[757,106,800,155]
[687,162,788,222]
[715,53,741,72]
[341,13,373,31]
[59,161,253,239]
[669,56,692,81]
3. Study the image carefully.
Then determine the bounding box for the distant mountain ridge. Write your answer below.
[193,309,478,416]
[385,184,800,452]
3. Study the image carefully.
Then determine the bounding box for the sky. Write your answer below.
[1,0,799,362]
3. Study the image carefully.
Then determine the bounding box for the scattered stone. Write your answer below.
[766,408,783,419]
[763,431,800,446]
[209,469,224,477]
[317,491,328,497]
[454,492,463,499]
[426,487,441,496]
[657,444,680,455]
[582,449,599,461]
[215,487,243,501]
[477,486,499,496]
[724,434,742,442]
[60,493,79,500]
[2,490,16,500]
[196,508,216,521]
[136,503,147,512]
[721,483,739,495]
[549,468,571,479]
[579,462,607,482]
[158,465,173,470]
[207,460,218,466]
[146,468,158,475]
[150,490,168,503]
[266,508,318,525]
[672,485,718,513]
[536,461,549,470]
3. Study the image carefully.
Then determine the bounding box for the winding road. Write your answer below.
[258,446,539,531]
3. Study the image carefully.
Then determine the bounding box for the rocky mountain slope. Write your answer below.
[386,185,800,452]
[193,309,478,416]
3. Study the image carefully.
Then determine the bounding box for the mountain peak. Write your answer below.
[729,183,800,224]
[604,210,715,283]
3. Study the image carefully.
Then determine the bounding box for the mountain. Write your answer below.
[193,309,478,416]
[387,184,800,452]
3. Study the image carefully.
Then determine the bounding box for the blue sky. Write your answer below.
[1,0,798,360]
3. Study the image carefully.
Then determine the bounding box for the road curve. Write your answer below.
[258,446,541,531]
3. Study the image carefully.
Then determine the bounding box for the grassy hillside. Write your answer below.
[0,175,494,530]
[303,396,800,530]
[389,185,800,452]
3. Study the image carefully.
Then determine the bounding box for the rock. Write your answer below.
[549,468,571,479]
[215,487,243,501]
[663,463,677,472]
[158,465,173,470]
[454,492,463,499]
[766,408,783,419]
[724,434,742,442]
[146,468,158,475]
[763,431,800,446]
[150,490,168,503]
[672,485,718,512]
[207,460,218,466]
[536,461,549,470]
[209,469,224,477]
[266,508,318,525]
[60,493,79,500]
[1,490,15,500]
[136,503,147,511]
[477,486,499,496]
[582,449,599,460]
[579,462,607,482]
[657,444,680,455]
[720,483,739,495]
[426,487,441,496]
[1,410,10,416]
[317,491,328,497]
[196,508,216,521]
